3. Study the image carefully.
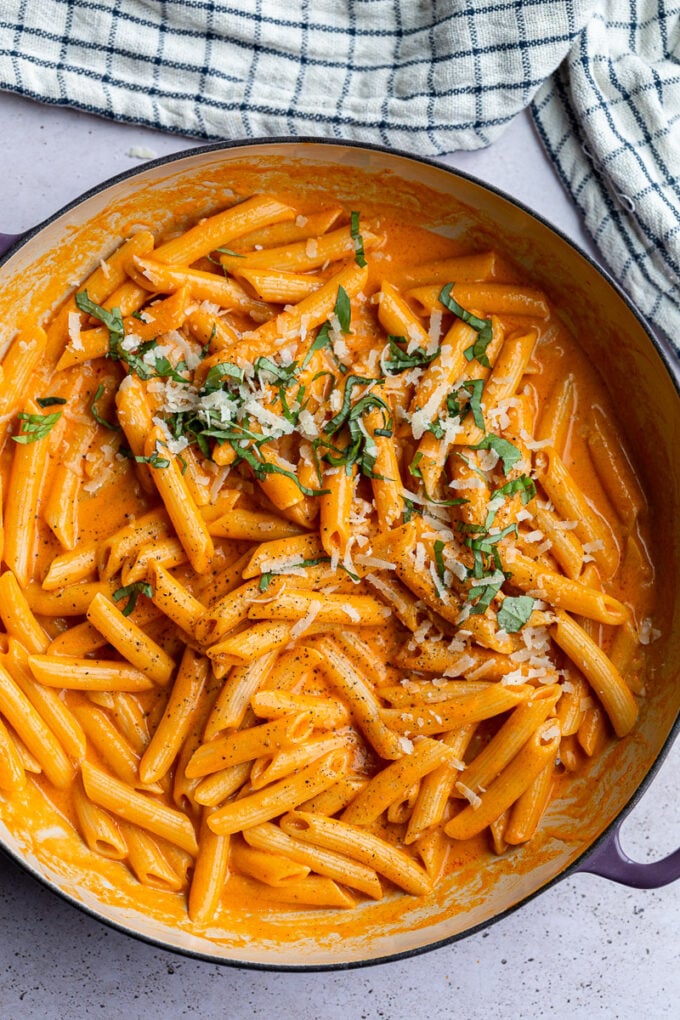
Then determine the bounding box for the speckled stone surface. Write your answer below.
[0,92,678,1020]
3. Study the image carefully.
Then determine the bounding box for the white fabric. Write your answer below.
[533,1,680,342]
[0,1,679,340]
[0,1,595,149]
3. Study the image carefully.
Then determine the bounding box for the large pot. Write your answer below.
[0,140,678,969]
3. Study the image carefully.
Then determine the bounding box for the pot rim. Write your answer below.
[1,134,678,971]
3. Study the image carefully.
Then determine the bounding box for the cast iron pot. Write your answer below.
[0,139,678,970]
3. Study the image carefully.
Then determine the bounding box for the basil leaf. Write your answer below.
[132,449,170,469]
[36,396,67,408]
[334,286,351,334]
[383,336,438,374]
[301,323,332,370]
[253,357,297,385]
[433,540,447,582]
[259,573,273,592]
[90,383,121,431]
[323,375,376,436]
[497,595,536,633]
[75,291,125,349]
[462,379,485,430]
[234,443,330,497]
[12,411,62,444]
[493,475,537,505]
[439,283,493,368]
[350,211,367,268]
[203,361,244,392]
[471,434,523,474]
[215,247,246,258]
[151,355,189,384]
[112,581,154,617]
[467,571,507,615]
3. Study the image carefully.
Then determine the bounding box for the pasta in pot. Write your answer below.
[0,185,658,924]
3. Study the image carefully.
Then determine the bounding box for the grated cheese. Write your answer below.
[456,782,482,809]
[520,429,552,451]
[289,599,323,639]
[449,475,485,491]
[639,617,661,644]
[68,312,83,351]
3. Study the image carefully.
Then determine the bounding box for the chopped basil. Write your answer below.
[259,573,274,592]
[75,291,124,349]
[334,286,352,334]
[324,376,381,437]
[234,443,330,497]
[467,570,508,616]
[382,336,438,374]
[36,396,67,408]
[129,448,170,470]
[439,283,493,368]
[12,410,62,444]
[493,475,537,505]
[253,357,297,385]
[497,595,536,633]
[259,554,332,592]
[90,384,121,431]
[350,211,367,268]
[461,379,485,430]
[215,247,246,258]
[301,323,332,369]
[203,361,244,392]
[433,539,447,582]
[151,353,189,384]
[112,581,154,617]
[315,375,393,478]
[76,292,188,383]
[471,433,523,474]
[408,452,467,506]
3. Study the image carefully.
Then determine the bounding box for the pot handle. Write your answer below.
[577,826,680,889]
[0,232,24,258]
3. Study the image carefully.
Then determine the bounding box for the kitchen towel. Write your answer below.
[0,1,678,339]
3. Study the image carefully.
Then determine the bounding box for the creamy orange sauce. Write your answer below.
[0,162,661,960]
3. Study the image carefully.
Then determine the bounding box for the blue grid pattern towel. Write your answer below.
[0,1,678,340]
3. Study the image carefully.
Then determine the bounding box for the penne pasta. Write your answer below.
[0,181,658,933]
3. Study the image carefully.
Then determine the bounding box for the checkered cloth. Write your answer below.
[0,1,678,340]
[533,2,680,342]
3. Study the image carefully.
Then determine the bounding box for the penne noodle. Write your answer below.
[0,717,27,792]
[0,182,658,930]
[28,654,155,692]
[280,811,432,897]
[139,648,209,785]
[444,721,560,841]
[72,778,128,861]
[551,610,639,737]
[186,712,313,778]
[243,822,383,899]
[407,282,549,318]
[188,810,231,924]
[86,592,176,686]
[81,761,198,855]
[207,749,349,836]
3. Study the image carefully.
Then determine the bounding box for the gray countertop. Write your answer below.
[0,92,678,1020]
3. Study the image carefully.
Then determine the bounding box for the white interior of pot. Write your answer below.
[1,142,678,968]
